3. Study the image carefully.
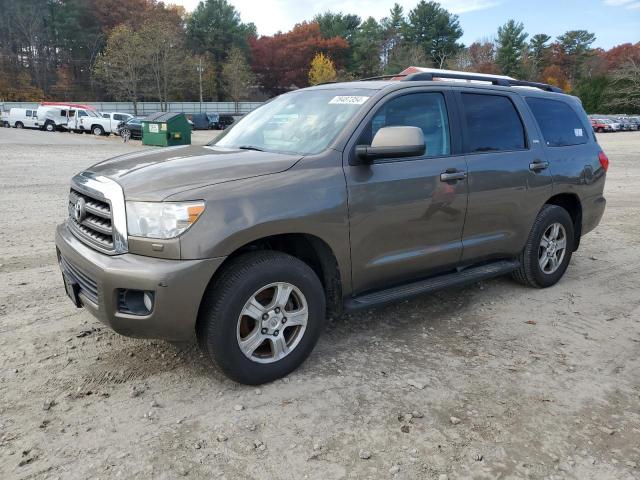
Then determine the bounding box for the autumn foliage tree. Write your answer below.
[308,53,338,85]
[250,22,349,95]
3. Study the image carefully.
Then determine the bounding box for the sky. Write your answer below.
[171,0,639,50]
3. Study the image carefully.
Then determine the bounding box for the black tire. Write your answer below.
[15,122,23,129]
[512,204,574,288]
[45,122,55,132]
[92,125,104,136]
[197,251,326,385]
[597,127,604,133]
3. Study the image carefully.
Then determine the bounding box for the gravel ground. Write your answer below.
[0,128,639,480]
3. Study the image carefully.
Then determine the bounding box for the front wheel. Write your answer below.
[44,122,55,132]
[197,251,326,384]
[92,125,105,136]
[512,205,574,288]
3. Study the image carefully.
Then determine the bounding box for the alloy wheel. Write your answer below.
[236,282,308,364]
[538,222,567,274]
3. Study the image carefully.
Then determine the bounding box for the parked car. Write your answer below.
[101,112,133,133]
[602,118,621,131]
[590,118,612,133]
[117,117,144,140]
[37,103,114,135]
[7,107,39,129]
[208,113,235,130]
[56,70,607,385]
[190,113,212,130]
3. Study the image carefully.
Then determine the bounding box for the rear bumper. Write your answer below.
[55,222,224,341]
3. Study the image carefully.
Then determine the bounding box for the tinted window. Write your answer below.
[78,110,88,117]
[26,111,32,117]
[102,113,109,118]
[461,93,525,153]
[114,114,123,121]
[366,92,450,157]
[526,97,588,147]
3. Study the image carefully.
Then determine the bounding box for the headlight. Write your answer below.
[126,201,205,239]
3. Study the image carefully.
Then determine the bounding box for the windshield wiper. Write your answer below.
[238,145,264,152]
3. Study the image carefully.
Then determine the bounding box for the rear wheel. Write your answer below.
[512,205,574,288]
[15,122,23,129]
[197,251,326,384]
[44,122,55,132]
[597,127,604,133]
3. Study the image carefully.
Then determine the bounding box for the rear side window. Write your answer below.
[366,92,451,157]
[461,93,526,153]
[526,97,588,147]
[26,110,32,117]
[114,114,123,121]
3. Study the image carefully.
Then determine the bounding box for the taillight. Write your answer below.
[598,151,609,172]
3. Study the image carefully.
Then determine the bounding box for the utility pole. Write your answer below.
[197,58,204,113]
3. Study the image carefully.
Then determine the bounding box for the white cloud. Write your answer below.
[171,0,501,35]
[603,0,640,8]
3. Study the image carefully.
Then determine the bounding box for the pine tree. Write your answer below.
[308,53,338,85]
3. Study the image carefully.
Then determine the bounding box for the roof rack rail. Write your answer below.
[357,74,408,81]
[401,71,563,93]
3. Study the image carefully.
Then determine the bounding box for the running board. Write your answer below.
[344,259,520,311]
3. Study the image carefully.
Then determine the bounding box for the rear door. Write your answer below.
[456,89,553,262]
[344,88,468,294]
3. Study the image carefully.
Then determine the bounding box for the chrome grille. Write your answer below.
[68,188,115,252]
[59,255,99,305]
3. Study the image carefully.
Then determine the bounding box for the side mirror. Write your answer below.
[353,126,425,165]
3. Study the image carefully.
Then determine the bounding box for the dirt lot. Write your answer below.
[0,127,639,480]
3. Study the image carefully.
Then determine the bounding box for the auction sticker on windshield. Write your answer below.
[329,96,369,105]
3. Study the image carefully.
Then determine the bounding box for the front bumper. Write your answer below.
[55,222,224,341]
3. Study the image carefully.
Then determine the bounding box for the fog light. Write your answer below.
[118,289,154,315]
[143,291,153,311]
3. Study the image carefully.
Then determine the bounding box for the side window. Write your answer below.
[526,97,588,147]
[61,110,68,117]
[102,113,109,118]
[78,110,88,117]
[461,93,526,153]
[364,92,451,157]
[114,114,123,121]
[26,110,32,117]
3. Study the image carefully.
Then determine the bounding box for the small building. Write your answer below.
[141,112,191,147]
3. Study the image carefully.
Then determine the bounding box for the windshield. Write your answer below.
[212,89,373,155]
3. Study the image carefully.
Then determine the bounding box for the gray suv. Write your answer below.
[55,71,608,384]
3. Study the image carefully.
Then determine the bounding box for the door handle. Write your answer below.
[440,170,467,182]
[529,160,549,172]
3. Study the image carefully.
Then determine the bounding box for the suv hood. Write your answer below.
[86,145,302,200]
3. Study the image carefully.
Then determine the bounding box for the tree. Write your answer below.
[308,52,338,85]
[93,25,146,114]
[187,0,256,100]
[351,17,383,78]
[556,30,596,82]
[250,22,349,95]
[404,1,463,68]
[140,20,193,110]
[528,33,551,79]
[314,12,361,43]
[607,53,640,112]
[222,47,256,108]
[385,45,428,74]
[381,3,406,67]
[496,20,528,77]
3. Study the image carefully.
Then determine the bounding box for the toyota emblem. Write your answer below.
[74,197,86,222]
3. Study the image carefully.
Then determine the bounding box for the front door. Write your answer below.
[455,90,553,262]
[344,89,468,295]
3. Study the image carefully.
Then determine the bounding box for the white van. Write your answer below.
[8,108,39,129]
[37,103,113,135]
[101,112,133,132]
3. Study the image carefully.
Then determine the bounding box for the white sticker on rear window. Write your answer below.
[329,96,369,105]
[574,128,583,137]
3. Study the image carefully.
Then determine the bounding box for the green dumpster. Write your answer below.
[141,112,192,147]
